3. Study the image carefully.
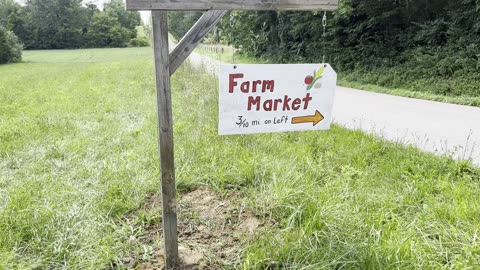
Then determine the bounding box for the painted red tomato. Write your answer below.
[304,75,314,85]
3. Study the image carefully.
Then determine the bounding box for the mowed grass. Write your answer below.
[1,48,480,269]
[0,48,160,268]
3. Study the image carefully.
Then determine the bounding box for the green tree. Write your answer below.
[8,0,141,49]
[104,0,141,39]
[85,12,130,48]
[167,11,202,40]
[0,24,22,64]
[22,0,89,49]
[0,0,19,27]
[216,0,480,98]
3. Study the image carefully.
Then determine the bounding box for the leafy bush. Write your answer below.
[128,37,150,47]
[85,12,131,48]
[0,25,22,64]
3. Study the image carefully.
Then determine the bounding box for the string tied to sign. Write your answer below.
[230,13,236,64]
[322,10,327,64]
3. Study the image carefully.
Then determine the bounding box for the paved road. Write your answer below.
[334,87,480,165]
[173,42,480,165]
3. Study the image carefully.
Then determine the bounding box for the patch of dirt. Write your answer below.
[136,188,262,269]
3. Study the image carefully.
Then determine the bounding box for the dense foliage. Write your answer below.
[0,0,143,49]
[206,0,480,98]
[167,11,202,41]
[0,0,22,63]
[128,37,150,47]
[0,24,22,64]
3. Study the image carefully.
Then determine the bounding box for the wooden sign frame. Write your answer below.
[127,1,337,268]
[127,0,338,11]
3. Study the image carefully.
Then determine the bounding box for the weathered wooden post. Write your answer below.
[126,1,338,268]
[151,10,178,266]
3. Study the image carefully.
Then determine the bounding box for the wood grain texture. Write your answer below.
[126,0,338,11]
[151,10,179,269]
[169,10,227,75]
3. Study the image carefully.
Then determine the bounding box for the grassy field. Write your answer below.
[0,48,159,269]
[1,48,479,269]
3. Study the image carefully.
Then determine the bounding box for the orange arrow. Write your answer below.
[291,110,325,126]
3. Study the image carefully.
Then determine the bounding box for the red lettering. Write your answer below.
[291,98,302,110]
[247,96,261,111]
[303,93,312,109]
[262,80,275,92]
[241,81,250,93]
[229,74,244,93]
[282,95,292,110]
[274,99,282,110]
[252,80,262,93]
[263,99,273,111]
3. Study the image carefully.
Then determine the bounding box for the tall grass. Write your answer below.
[169,64,480,269]
[0,48,479,269]
[0,48,160,268]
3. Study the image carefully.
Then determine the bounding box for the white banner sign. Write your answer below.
[218,64,336,135]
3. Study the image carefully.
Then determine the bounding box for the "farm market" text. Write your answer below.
[229,73,312,112]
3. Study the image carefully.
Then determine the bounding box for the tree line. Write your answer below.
[0,0,147,64]
[171,1,480,99]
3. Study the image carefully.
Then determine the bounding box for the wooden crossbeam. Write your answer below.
[126,0,338,11]
[169,10,227,76]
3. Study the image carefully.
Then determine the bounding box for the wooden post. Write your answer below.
[125,1,337,268]
[151,10,178,269]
